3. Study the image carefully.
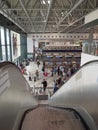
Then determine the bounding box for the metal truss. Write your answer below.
[0,0,98,34]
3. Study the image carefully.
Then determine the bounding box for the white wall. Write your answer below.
[27,37,39,53]
[81,53,98,66]
[35,40,38,47]
[27,37,33,53]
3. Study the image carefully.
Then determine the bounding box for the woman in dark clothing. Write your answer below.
[37,60,40,67]
[41,79,47,92]
[53,82,59,94]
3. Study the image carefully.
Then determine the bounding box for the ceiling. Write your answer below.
[0,0,98,34]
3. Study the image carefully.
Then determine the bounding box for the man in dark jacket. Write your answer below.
[41,79,47,93]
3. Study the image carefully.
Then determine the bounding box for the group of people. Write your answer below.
[52,76,64,94]
[51,63,79,94]
[28,69,39,82]
[50,63,79,78]
[19,58,33,75]
[29,73,48,94]
[19,56,80,96]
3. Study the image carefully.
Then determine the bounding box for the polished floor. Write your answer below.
[24,61,57,96]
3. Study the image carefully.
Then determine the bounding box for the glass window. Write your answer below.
[6,29,11,60]
[1,46,6,61]
[1,27,6,60]
[7,45,11,61]
[6,29,10,45]
[1,27,5,45]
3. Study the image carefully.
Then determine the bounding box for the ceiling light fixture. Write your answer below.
[41,0,46,5]
[48,0,51,4]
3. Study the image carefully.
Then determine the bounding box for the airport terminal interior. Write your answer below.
[0,0,98,130]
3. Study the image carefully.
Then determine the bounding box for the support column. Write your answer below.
[0,27,2,60]
[4,27,8,60]
[88,29,94,54]
[33,39,35,61]
[9,29,12,61]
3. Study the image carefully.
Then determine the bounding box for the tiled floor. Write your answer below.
[24,61,57,96]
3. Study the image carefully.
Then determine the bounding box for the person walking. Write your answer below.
[41,79,47,93]
[28,72,32,81]
[35,70,39,80]
[37,59,40,68]
[53,82,59,94]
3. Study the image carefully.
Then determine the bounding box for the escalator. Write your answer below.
[0,61,98,130]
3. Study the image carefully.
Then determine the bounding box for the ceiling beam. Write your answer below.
[67,24,85,33]
[59,16,84,33]
[43,0,54,32]
[0,0,26,33]
[57,0,84,27]
[19,0,35,32]
[0,9,26,32]
[88,0,96,9]
[3,8,93,11]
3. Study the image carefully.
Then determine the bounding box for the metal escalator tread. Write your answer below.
[21,106,86,130]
